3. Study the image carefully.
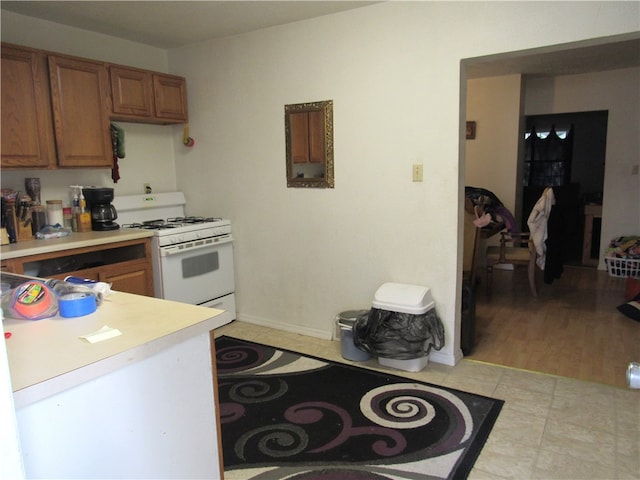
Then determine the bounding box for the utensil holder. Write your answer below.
[6,205,33,242]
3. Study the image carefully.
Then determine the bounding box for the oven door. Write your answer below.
[156,235,235,305]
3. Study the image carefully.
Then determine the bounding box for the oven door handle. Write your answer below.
[160,234,233,257]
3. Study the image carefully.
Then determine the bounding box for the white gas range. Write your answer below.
[113,192,236,325]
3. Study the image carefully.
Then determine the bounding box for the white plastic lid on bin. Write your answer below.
[372,282,434,315]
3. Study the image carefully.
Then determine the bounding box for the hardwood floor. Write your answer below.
[468,264,640,388]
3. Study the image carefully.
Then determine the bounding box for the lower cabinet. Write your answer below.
[100,263,152,297]
[3,238,154,297]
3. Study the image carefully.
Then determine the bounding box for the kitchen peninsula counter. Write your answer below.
[5,289,226,478]
[5,289,224,407]
[0,228,153,260]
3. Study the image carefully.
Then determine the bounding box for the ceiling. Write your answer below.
[465,35,640,79]
[1,1,378,49]
[1,1,638,77]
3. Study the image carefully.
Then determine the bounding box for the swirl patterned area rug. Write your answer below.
[216,336,503,480]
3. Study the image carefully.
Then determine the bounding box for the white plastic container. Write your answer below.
[372,283,434,372]
[378,355,429,372]
[372,282,434,314]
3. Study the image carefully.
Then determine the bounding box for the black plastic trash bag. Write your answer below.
[464,186,504,214]
[353,308,445,360]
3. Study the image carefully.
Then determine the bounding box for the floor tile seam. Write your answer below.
[493,384,557,406]
[533,444,619,475]
[528,416,548,478]
[533,433,620,478]
[489,427,542,452]
[538,422,619,458]
[543,413,618,440]
[469,463,533,480]
[498,403,552,422]
[468,359,568,394]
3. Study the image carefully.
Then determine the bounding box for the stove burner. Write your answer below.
[122,222,172,230]
[167,216,222,224]
[122,216,224,230]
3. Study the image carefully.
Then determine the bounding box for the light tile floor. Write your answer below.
[215,321,640,480]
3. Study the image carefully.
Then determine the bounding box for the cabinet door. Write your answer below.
[48,55,113,168]
[290,112,310,164]
[109,66,154,117]
[1,45,56,168]
[100,262,153,297]
[307,110,325,164]
[153,73,188,122]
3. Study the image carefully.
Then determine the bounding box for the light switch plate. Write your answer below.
[412,163,423,182]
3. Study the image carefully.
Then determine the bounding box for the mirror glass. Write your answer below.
[285,100,334,188]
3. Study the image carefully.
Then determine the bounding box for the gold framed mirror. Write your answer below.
[285,100,334,188]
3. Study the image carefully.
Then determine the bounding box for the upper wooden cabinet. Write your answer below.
[290,110,325,164]
[110,66,188,124]
[153,73,188,122]
[109,66,154,117]
[1,44,56,168]
[1,42,190,169]
[48,54,113,168]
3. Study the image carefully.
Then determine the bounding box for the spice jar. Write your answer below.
[46,200,64,227]
[63,206,73,230]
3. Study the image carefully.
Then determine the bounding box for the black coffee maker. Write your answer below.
[82,187,119,231]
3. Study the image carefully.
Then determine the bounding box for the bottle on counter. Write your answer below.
[76,192,92,232]
[63,206,73,230]
[71,189,79,232]
[31,205,46,235]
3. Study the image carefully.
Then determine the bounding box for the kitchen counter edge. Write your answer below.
[0,228,154,260]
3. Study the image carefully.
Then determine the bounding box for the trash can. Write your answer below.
[336,310,371,362]
[353,283,444,372]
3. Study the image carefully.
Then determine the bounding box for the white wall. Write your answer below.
[1,3,639,366]
[0,11,182,203]
[167,1,639,366]
[465,75,524,216]
[1,3,638,470]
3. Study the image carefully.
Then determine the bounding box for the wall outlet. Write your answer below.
[412,163,423,182]
[143,183,152,193]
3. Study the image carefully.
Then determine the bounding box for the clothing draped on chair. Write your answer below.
[527,186,554,270]
[527,185,578,284]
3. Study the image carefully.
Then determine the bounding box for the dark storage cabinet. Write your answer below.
[461,283,475,356]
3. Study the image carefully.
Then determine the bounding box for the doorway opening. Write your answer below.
[522,110,608,266]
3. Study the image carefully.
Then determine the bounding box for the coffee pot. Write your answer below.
[82,187,119,231]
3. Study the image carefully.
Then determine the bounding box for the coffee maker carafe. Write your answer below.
[82,187,119,231]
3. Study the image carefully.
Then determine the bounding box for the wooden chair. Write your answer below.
[486,231,538,296]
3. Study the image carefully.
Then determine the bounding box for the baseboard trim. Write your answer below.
[236,313,333,341]
[236,313,462,366]
[430,348,463,366]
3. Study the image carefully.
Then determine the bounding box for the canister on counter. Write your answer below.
[46,200,64,226]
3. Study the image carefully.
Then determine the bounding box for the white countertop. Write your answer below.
[1,228,154,260]
[4,289,228,408]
